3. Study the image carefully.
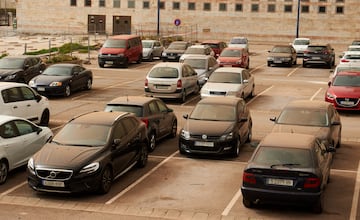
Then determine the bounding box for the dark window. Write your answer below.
[0,121,19,139]
[336,6,344,14]
[336,0,344,2]
[113,0,120,8]
[235,4,243,11]
[203,3,211,11]
[268,4,276,12]
[219,3,227,11]
[85,0,91,7]
[251,4,259,12]
[284,5,292,13]
[319,6,326,13]
[19,86,35,101]
[70,0,77,6]
[159,1,165,9]
[301,5,309,13]
[143,1,150,9]
[128,0,135,8]
[99,0,105,7]
[15,120,36,136]
[188,2,195,10]
[173,2,180,10]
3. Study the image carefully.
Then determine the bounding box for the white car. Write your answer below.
[142,40,164,61]
[291,37,310,57]
[0,82,50,126]
[228,37,249,49]
[179,45,215,62]
[330,62,360,78]
[339,51,360,64]
[200,67,255,99]
[0,115,53,184]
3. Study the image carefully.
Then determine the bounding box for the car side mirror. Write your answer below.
[243,79,249,84]
[112,139,121,148]
[35,94,42,102]
[269,117,276,122]
[239,117,248,122]
[36,127,43,134]
[183,114,189,119]
[331,121,341,126]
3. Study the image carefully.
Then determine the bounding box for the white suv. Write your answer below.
[292,38,310,57]
[0,82,50,126]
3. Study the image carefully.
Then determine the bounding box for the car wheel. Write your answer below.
[267,62,271,67]
[64,85,71,97]
[148,132,156,152]
[302,62,307,67]
[137,142,148,168]
[250,85,255,98]
[336,132,341,148]
[246,123,252,143]
[137,55,142,64]
[97,166,113,194]
[39,109,50,126]
[294,58,297,65]
[242,197,254,208]
[0,160,8,185]
[123,58,129,68]
[193,83,200,95]
[85,78,92,90]
[232,137,241,157]
[246,59,250,69]
[169,120,177,138]
[149,54,153,62]
[312,197,323,214]
[99,63,104,68]
[180,90,186,103]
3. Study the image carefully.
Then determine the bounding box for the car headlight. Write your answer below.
[50,82,63,87]
[5,74,16,80]
[162,52,167,56]
[180,129,190,140]
[267,57,274,61]
[326,92,336,100]
[220,132,233,141]
[80,162,100,174]
[117,53,124,57]
[28,157,35,175]
[29,80,35,87]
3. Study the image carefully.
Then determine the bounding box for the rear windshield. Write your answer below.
[185,48,205,54]
[271,47,292,53]
[183,59,206,69]
[103,39,126,48]
[220,49,242,57]
[168,43,187,50]
[293,40,310,45]
[277,109,329,127]
[208,72,242,83]
[105,105,143,117]
[307,46,327,52]
[0,58,25,69]
[148,67,179,78]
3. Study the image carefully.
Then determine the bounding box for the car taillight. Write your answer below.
[341,59,350,63]
[141,118,149,127]
[145,79,148,87]
[304,177,321,188]
[243,172,256,184]
[303,50,309,54]
[177,79,182,89]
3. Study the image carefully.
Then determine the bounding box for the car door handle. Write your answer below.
[12,105,18,109]
[27,104,31,107]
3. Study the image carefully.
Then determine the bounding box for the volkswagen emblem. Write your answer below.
[202,134,207,140]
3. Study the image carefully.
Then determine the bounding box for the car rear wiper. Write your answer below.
[270,163,301,168]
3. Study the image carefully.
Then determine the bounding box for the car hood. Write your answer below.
[32,75,72,84]
[33,143,103,169]
[271,124,329,140]
[202,82,243,91]
[100,47,126,55]
[164,49,185,53]
[0,68,21,76]
[268,52,292,57]
[143,48,152,53]
[328,86,360,98]
[194,69,206,75]
[183,119,235,135]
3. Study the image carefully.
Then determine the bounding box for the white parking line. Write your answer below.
[247,85,274,105]
[310,87,323,101]
[0,181,27,197]
[105,151,178,205]
[286,66,300,77]
[350,162,360,220]
[222,188,242,216]
[250,64,266,73]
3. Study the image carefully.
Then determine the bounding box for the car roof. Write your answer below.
[201,40,224,44]
[107,96,158,106]
[0,82,29,89]
[0,114,24,124]
[293,38,310,41]
[152,62,185,68]
[273,45,293,48]
[188,44,209,48]
[182,54,215,60]
[109,34,139,40]
[260,132,316,149]
[199,96,243,106]
[70,111,131,126]
[1,55,39,59]
[142,39,157,42]
[48,63,80,68]
[343,51,360,55]
[213,67,245,73]
[284,100,331,111]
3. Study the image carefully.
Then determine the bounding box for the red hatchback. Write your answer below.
[325,71,360,110]
[217,47,250,69]
[201,40,227,58]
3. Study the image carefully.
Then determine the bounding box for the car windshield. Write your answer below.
[0,58,25,69]
[190,103,236,121]
[202,43,219,49]
[333,75,360,87]
[183,59,206,69]
[53,123,111,146]
[105,105,143,117]
[142,41,153,48]
[254,146,312,168]
[294,40,310,45]
[220,49,241,57]
[103,39,126,48]
[148,67,179,78]
[185,48,205,54]
[277,109,329,127]
[208,72,242,83]
[42,66,72,76]
[168,43,187,50]
[230,38,247,44]
[271,47,291,53]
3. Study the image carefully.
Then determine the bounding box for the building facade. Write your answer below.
[15,0,360,45]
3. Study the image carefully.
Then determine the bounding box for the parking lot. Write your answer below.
[0,39,359,220]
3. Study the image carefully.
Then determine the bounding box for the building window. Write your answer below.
[336,6,344,14]
[113,0,120,8]
[301,5,309,13]
[336,0,344,2]
[319,6,326,13]
[267,4,275,12]
[159,1,165,9]
[128,0,135,8]
[173,2,180,10]
[204,3,211,11]
[219,3,227,11]
[284,5,292,13]
[99,0,105,7]
[85,0,91,7]
[143,1,150,9]
[319,0,327,2]
[235,4,243,12]
[70,0,77,6]
[251,4,259,12]
[188,2,195,10]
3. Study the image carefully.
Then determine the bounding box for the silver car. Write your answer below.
[200,67,255,99]
[145,62,200,103]
[142,40,164,61]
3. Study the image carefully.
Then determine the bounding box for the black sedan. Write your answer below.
[105,96,177,152]
[241,132,335,213]
[29,63,93,97]
[178,96,252,157]
[27,111,148,194]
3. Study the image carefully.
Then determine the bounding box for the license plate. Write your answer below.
[274,60,282,63]
[266,178,293,186]
[312,57,321,60]
[37,87,45,91]
[168,56,176,59]
[340,101,354,105]
[105,61,113,64]
[156,85,169,89]
[42,180,65,188]
[194,141,214,147]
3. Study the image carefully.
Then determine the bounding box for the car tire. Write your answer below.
[193,83,200,95]
[180,90,186,103]
[302,62,307,67]
[0,160,8,185]
[97,166,113,194]
[99,63,105,68]
[137,55,142,64]
[123,58,129,68]
[64,85,71,97]
[148,132,156,152]
[246,59,250,69]
[39,109,50,126]
[169,120,177,138]
[336,132,341,148]
[149,54,153,62]
[246,123,252,143]
[242,197,254,208]
[85,78,92,90]
[312,197,323,214]
[136,142,148,168]
[250,85,255,98]
[232,137,241,157]
[267,62,271,67]
[294,58,297,65]
[179,145,187,155]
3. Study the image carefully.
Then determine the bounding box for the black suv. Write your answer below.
[161,41,192,62]
[27,111,149,194]
[303,44,335,68]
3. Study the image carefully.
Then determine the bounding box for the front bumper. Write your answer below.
[178,137,237,155]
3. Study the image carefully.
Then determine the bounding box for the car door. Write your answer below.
[1,87,32,120]
[155,100,174,137]
[314,140,331,187]
[328,106,341,147]
[183,64,198,94]
[236,100,250,143]
[23,57,39,83]
[19,86,42,122]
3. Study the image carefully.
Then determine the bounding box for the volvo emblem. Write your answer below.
[202,134,207,140]
[47,171,58,179]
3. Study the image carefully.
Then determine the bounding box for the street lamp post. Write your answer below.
[296,0,300,38]
[157,0,160,36]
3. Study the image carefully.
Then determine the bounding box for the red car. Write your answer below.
[325,71,360,110]
[201,40,227,58]
[216,47,250,69]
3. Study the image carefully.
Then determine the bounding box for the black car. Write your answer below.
[29,63,93,97]
[267,45,297,67]
[105,96,177,152]
[27,111,148,194]
[303,44,335,68]
[0,55,46,83]
[179,96,252,157]
[161,41,192,62]
[241,132,335,213]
